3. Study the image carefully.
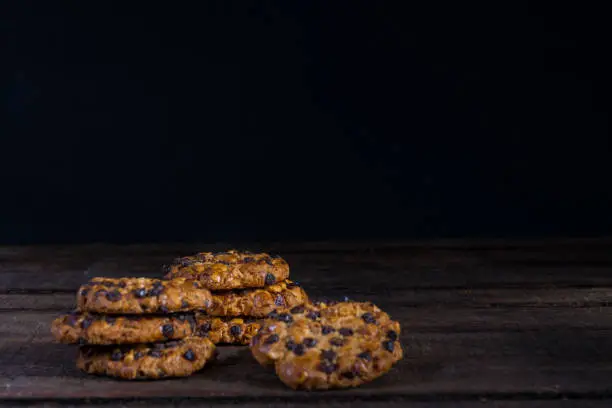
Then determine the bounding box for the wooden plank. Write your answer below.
[3,286,612,311]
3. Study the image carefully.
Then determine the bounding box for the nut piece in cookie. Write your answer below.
[207,280,307,318]
[51,312,198,345]
[250,301,403,390]
[77,336,215,380]
[163,250,290,290]
[76,277,212,314]
[195,314,261,345]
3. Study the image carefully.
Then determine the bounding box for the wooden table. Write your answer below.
[1,239,611,407]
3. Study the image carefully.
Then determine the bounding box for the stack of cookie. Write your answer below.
[51,277,217,380]
[163,250,309,345]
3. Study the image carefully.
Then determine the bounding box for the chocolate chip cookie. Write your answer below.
[250,301,403,390]
[163,250,290,290]
[195,314,261,345]
[51,312,198,345]
[207,280,307,317]
[77,277,212,314]
[77,337,215,380]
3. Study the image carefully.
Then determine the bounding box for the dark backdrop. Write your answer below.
[1,1,610,244]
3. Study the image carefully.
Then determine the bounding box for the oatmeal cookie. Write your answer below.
[163,250,290,290]
[51,312,197,345]
[250,302,402,390]
[77,336,215,380]
[208,280,307,317]
[76,277,212,314]
[195,314,261,345]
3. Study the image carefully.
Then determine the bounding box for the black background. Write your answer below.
[1,1,610,244]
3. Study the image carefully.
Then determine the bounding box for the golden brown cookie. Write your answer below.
[195,314,261,345]
[250,302,403,390]
[77,337,215,380]
[51,312,197,345]
[207,280,307,317]
[76,277,212,314]
[163,250,290,290]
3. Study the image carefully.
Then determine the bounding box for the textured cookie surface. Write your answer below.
[208,280,307,317]
[163,250,290,290]
[77,277,212,314]
[51,312,197,345]
[250,302,403,390]
[77,337,215,380]
[195,314,261,345]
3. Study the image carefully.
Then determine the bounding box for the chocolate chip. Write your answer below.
[290,305,305,314]
[118,281,127,288]
[361,312,376,324]
[134,288,147,298]
[293,344,306,356]
[149,350,162,358]
[386,330,398,341]
[186,314,197,331]
[230,325,242,336]
[199,322,211,333]
[285,339,297,351]
[357,351,371,361]
[183,349,196,361]
[193,282,200,288]
[382,340,395,352]
[243,256,254,263]
[306,311,321,321]
[267,310,279,319]
[110,350,123,361]
[339,328,354,337]
[181,300,189,308]
[274,295,285,307]
[105,316,116,325]
[342,371,356,379]
[162,324,174,338]
[81,317,93,329]
[94,289,107,298]
[303,338,317,348]
[159,305,169,314]
[317,361,337,374]
[105,290,121,302]
[134,351,144,360]
[320,350,336,361]
[264,258,273,266]
[264,334,280,344]
[264,273,276,285]
[80,288,89,297]
[271,254,281,259]
[66,314,79,327]
[277,313,293,324]
[330,337,345,347]
[321,325,335,335]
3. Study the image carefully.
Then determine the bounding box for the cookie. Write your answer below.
[163,250,290,290]
[77,277,212,314]
[195,314,261,345]
[250,302,403,390]
[51,312,197,345]
[207,280,307,317]
[77,337,215,380]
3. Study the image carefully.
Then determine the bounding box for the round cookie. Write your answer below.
[51,312,197,345]
[208,280,307,318]
[195,314,261,345]
[163,250,290,290]
[77,277,212,314]
[77,336,215,380]
[250,302,403,390]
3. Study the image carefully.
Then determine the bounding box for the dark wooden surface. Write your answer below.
[1,239,612,407]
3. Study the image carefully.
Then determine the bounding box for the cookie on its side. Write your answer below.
[195,315,261,345]
[77,337,215,380]
[163,250,290,290]
[77,277,212,314]
[51,312,197,345]
[208,280,307,318]
[250,301,403,390]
